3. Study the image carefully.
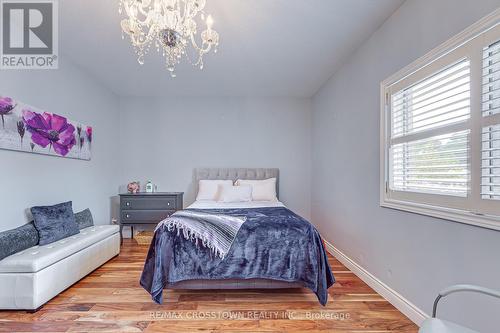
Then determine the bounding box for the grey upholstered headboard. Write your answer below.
[194,168,279,198]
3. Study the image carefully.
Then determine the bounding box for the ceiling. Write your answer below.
[60,0,403,97]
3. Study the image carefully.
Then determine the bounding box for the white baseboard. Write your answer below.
[324,240,428,326]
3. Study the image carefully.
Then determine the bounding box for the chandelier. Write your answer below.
[119,0,219,77]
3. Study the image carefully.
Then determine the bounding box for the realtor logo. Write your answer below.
[1,0,58,69]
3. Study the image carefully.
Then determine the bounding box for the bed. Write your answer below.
[140,168,335,305]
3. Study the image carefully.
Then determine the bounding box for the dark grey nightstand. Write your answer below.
[119,192,184,244]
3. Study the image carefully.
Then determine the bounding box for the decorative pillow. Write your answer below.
[235,178,277,201]
[0,222,39,261]
[196,180,233,201]
[74,208,94,230]
[217,185,253,203]
[31,201,80,245]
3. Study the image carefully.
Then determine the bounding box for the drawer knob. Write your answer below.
[126,214,130,218]
[167,202,170,206]
[126,202,130,206]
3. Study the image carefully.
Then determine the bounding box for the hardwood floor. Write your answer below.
[0,240,418,332]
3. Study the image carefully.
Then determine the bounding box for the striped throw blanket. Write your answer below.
[156,210,246,259]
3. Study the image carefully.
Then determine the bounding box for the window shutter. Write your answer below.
[391,59,470,138]
[390,131,470,196]
[389,60,471,197]
[481,124,500,199]
[482,40,500,116]
[482,40,500,200]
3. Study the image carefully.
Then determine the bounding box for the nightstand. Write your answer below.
[119,192,184,244]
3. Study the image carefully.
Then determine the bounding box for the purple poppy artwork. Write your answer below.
[22,110,77,156]
[0,95,92,160]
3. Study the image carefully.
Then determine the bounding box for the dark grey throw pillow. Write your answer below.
[31,201,80,245]
[74,208,94,230]
[0,222,39,261]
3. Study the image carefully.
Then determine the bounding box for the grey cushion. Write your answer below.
[0,223,39,261]
[74,209,94,230]
[31,201,80,246]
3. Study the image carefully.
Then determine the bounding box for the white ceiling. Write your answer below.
[60,0,403,97]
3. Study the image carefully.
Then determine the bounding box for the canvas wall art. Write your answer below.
[0,95,92,160]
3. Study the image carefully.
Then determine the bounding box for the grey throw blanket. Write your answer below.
[156,210,246,259]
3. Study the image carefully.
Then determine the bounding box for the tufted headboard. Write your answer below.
[194,168,280,199]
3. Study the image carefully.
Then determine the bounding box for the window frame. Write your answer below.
[380,9,500,231]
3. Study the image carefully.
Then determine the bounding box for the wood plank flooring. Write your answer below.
[0,240,418,332]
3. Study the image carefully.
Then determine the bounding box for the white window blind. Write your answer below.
[482,124,500,199]
[483,40,500,116]
[390,131,470,196]
[391,60,471,138]
[381,12,500,230]
[482,40,500,200]
[389,60,471,197]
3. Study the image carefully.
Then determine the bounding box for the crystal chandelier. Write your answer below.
[119,0,219,77]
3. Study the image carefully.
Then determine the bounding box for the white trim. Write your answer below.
[323,240,428,326]
[380,9,500,232]
[381,198,500,232]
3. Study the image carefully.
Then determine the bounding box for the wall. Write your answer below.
[311,0,500,332]
[0,58,120,231]
[118,97,312,219]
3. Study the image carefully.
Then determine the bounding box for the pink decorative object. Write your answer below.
[127,181,140,194]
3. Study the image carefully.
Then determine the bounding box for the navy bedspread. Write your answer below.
[140,207,335,305]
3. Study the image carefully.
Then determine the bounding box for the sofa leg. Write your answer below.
[27,305,43,313]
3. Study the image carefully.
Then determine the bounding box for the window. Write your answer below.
[380,11,500,231]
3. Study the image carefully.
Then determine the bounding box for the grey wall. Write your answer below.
[0,59,120,231]
[311,0,500,332]
[118,97,312,219]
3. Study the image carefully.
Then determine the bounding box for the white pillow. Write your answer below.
[217,185,253,203]
[235,178,277,201]
[196,180,233,201]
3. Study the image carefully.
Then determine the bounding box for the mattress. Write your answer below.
[187,200,286,210]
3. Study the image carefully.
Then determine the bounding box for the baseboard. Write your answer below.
[324,240,428,326]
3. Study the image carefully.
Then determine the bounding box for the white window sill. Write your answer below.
[380,198,500,232]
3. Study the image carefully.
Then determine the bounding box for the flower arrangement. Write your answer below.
[127,181,140,194]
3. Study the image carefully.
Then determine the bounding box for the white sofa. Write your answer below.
[0,224,120,310]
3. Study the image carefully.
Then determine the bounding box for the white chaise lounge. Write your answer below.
[0,225,120,310]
